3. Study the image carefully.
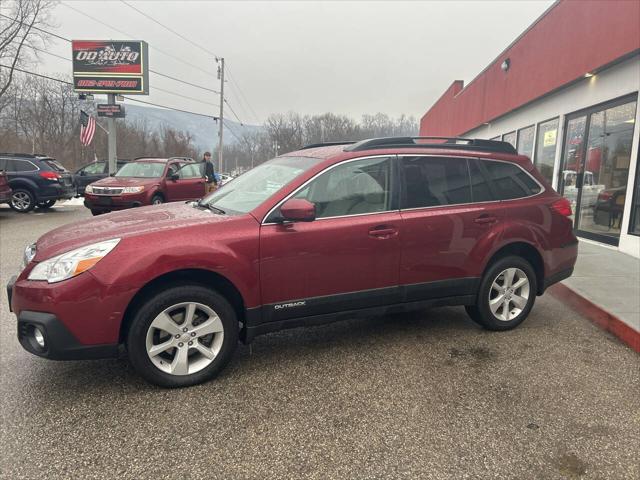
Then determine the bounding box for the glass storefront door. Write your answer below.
[559,95,637,246]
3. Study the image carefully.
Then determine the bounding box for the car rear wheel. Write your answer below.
[126,284,238,388]
[36,199,56,209]
[151,194,164,205]
[9,189,36,213]
[465,255,537,331]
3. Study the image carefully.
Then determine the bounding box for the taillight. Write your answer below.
[39,171,60,181]
[551,197,572,217]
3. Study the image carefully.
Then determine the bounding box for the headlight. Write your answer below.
[85,185,94,194]
[122,186,144,193]
[28,238,120,283]
[23,243,36,269]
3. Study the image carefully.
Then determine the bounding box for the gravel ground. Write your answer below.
[1,204,638,479]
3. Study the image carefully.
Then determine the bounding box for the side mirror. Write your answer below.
[169,173,179,181]
[79,170,86,176]
[280,198,316,222]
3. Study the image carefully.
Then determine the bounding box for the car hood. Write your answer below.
[91,176,160,187]
[33,202,230,261]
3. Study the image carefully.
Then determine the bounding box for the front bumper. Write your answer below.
[17,310,119,360]
[7,275,118,359]
[84,193,147,211]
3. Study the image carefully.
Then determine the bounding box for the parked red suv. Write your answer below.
[83,156,205,215]
[7,137,578,387]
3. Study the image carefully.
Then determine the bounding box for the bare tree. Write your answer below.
[0,0,55,98]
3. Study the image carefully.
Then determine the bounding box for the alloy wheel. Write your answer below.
[488,268,530,322]
[11,191,32,211]
[145,302,224,375]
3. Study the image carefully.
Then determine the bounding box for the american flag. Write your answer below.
[79,110,96,146]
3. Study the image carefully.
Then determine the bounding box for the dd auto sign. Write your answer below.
[72,40,149,94]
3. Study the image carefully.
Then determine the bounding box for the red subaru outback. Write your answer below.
[7,137,578,387]
[83,156,205,215]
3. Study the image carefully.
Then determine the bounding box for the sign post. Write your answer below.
[72,40,149,174]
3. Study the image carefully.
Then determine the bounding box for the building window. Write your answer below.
[630,153,640,236]
[517,125,535,159]
[502,131,516,148]
[534,118,559,185]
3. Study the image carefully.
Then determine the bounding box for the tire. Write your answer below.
[126,284,238,388]
[90,209,104,216]
[466,255,537,331]
[151,194,164,205]
[9,188,36,213]
[36,199,56,209]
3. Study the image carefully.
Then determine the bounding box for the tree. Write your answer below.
[0,0,56,98]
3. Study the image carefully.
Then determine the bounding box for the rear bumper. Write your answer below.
[0,188,11,203]
[39,183,76,201]
[542,267,574,292]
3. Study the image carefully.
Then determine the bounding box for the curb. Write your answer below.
[549,283,640,353]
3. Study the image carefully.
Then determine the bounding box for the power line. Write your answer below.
[5,23,220,95]
[60,2,218,79]
[223,98,244,126]
[120,1,219,58]
[225,64,260,123]
[155,86,219,108]
[3,64,219,120]
[222,119,242,142]
[0,12,70,43]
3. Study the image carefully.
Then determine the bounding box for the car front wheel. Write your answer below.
[36,199,56,209]
[126,284,238,388]
[151,194,164,205]
[466,255,537,331]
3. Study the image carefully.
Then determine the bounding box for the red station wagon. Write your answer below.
[7,137,578,387]
[83,156,205,215]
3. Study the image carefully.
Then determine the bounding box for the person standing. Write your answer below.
[202,151,218,194]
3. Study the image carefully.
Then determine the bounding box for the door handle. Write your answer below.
[474,215,498,225]
[368,226,398,238]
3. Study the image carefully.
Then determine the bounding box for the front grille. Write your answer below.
[91,186,124,196]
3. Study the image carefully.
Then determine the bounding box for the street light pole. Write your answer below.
[217,57,225,174]
[107,93,117,174]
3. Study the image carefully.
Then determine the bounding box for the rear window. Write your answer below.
[43,159,67,172]
[482,160,541,200]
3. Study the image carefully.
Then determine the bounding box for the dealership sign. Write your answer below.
[72,40,149,94]
[97,104,126,118]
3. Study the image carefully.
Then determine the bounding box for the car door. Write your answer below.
[164,162,205,201]
[398,156,506,301]
[259,156,402,324]
[76,162,106,193]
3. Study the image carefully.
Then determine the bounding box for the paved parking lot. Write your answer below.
[1,204,638,479]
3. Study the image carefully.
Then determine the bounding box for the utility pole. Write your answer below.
[217,57,225,173]
[107,93,117,174]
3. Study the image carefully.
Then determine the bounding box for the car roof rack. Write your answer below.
[168,156,195,162]
[0,152,50,158]
[300,141,357,150]
[344,136,517,154]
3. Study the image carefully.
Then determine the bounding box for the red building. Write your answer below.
[420,0,640,258]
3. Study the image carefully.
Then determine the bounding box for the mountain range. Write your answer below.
[123,103,261,151]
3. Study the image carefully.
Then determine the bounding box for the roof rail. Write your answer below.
[344,136,517,154]
[300,141,357,150]
[168,156,195,162]
[0,152,49,158]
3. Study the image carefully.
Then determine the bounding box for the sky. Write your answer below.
[21,0,554,125]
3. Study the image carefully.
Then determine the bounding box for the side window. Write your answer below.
[178,163,203,179]
[82,162,105,175]
[482,161,542,200]
[10,160,37,172]
[469,160,495,203]
[0,159,7,171]
[294,157,392,218]
[401,156,471,208]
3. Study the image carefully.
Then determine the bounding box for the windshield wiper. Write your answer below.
[195,199,225,215]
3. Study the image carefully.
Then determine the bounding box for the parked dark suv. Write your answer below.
[74,159,129,196]
[7,137,578,387]
[0,153,76,212]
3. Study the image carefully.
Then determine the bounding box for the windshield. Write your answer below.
[115,162,166,178]
[200,156,317,214]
